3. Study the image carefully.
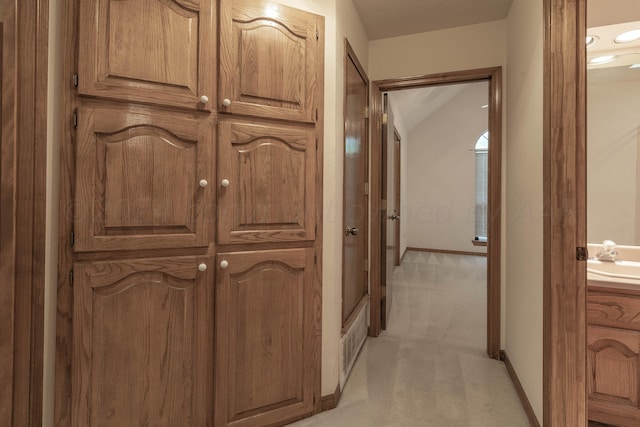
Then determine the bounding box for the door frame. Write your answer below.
[369,67,503,360]
[0,0,49,424]
[543,0,587,425]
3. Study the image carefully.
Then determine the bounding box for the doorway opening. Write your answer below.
[369,67,503,360]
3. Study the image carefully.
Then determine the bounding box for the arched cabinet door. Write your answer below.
[74,105,214,252]
[217,118,316,244]
[78,0,215,110]
[214,249,320,427]
[72,256,213,426]
[219,0,323,123]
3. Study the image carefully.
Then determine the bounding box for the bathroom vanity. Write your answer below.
[588,278,640,426]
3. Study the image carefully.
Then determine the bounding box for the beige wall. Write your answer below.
[587,76,640,245]
[505,0,544,421]
[405,82,488,253]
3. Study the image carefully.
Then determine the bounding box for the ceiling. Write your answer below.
[351,0,514,40]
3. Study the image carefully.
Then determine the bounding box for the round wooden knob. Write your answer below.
[221,179,230,187]
[198,263,207,272]
[222,98,232,107]
[220,260,229,269]
[199,95,209,104]
[199,179,208,188]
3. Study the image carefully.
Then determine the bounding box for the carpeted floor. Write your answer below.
[288,251,531,426]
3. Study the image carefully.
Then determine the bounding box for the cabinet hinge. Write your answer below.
[315,27,319,40]
[364,259,369,272]
[73,112,78,129]
[382,112,388,125]
[315,108,318,121]
[69,270,74,287]
[314,254,317,265]
[72,73,78,88]
[576,246,588,261]
[70,230,75,247]
[316,139,318,150]
[313,393,316,404]
[364,106,369,119]
[315,224,318,235]
[364,183,369,195]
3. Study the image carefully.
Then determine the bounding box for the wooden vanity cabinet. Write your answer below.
[588,283,640,426]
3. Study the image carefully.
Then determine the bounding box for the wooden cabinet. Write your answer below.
[72,256,213,427]
[79,0,216,110]
[214,249,320,427]
[217,119,316,244]
[588,284,640,427]
[60,1,324,426]
[74,105,214,252]
[219,0,322,123]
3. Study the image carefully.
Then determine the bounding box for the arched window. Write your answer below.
[475,131,489,242]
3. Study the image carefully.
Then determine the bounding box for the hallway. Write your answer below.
[290,251,529,426]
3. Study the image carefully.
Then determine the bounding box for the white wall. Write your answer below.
[505,0,544,421]
[587,76,640,245]
[405,82,488,253]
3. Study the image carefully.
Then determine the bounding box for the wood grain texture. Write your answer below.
[370,68,502,358]
[381,94,395,330]
[342,39,368,328]
[72,256,212,427]
[78,0,216,110]
[214,249,318,427]
[219,0,321,123]
[393,129,401,267]
[217,118,316,244]
[56,0,79,423]
[543,0,587,425]
[1,0,49,424]
[74,104,213,252]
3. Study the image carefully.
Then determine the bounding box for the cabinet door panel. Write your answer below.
[75,105,213,252]
[588,325,640,424]
[72,256,212,427]
[219,0,323,122]
[215,249,320,427]
[79,0,215,110]
[218,119,315,244]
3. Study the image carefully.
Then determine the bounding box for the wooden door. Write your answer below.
[381,95,395,330]
[214,248,319,427]
[393,130,401,266]
[342,43,369,327]
[74,105,214,252]
[78,0,215,110]
[217,118,316,244]
[72,256,213,427]
[0,3,17,421]
[219,0,322,123]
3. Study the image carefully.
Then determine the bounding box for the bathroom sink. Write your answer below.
[587,259,640,281]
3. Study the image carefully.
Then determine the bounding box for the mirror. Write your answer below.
[587,1,640,246]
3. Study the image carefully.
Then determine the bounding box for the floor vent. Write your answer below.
[339,300,368,390]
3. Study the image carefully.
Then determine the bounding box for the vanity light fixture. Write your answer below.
[589,55,618,65]
[615,29,640,44]
[586,35,599,48]
[631,64,640,69]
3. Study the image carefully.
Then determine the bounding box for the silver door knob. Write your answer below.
[198,263,207,272]
[221,179,230,187]
[199,179,208,188]
[220,260,229,269]
[200,95,209,104]
[345,226,359,236]
[222,98,232,107]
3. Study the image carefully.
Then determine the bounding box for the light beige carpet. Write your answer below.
[289,251,531,427]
